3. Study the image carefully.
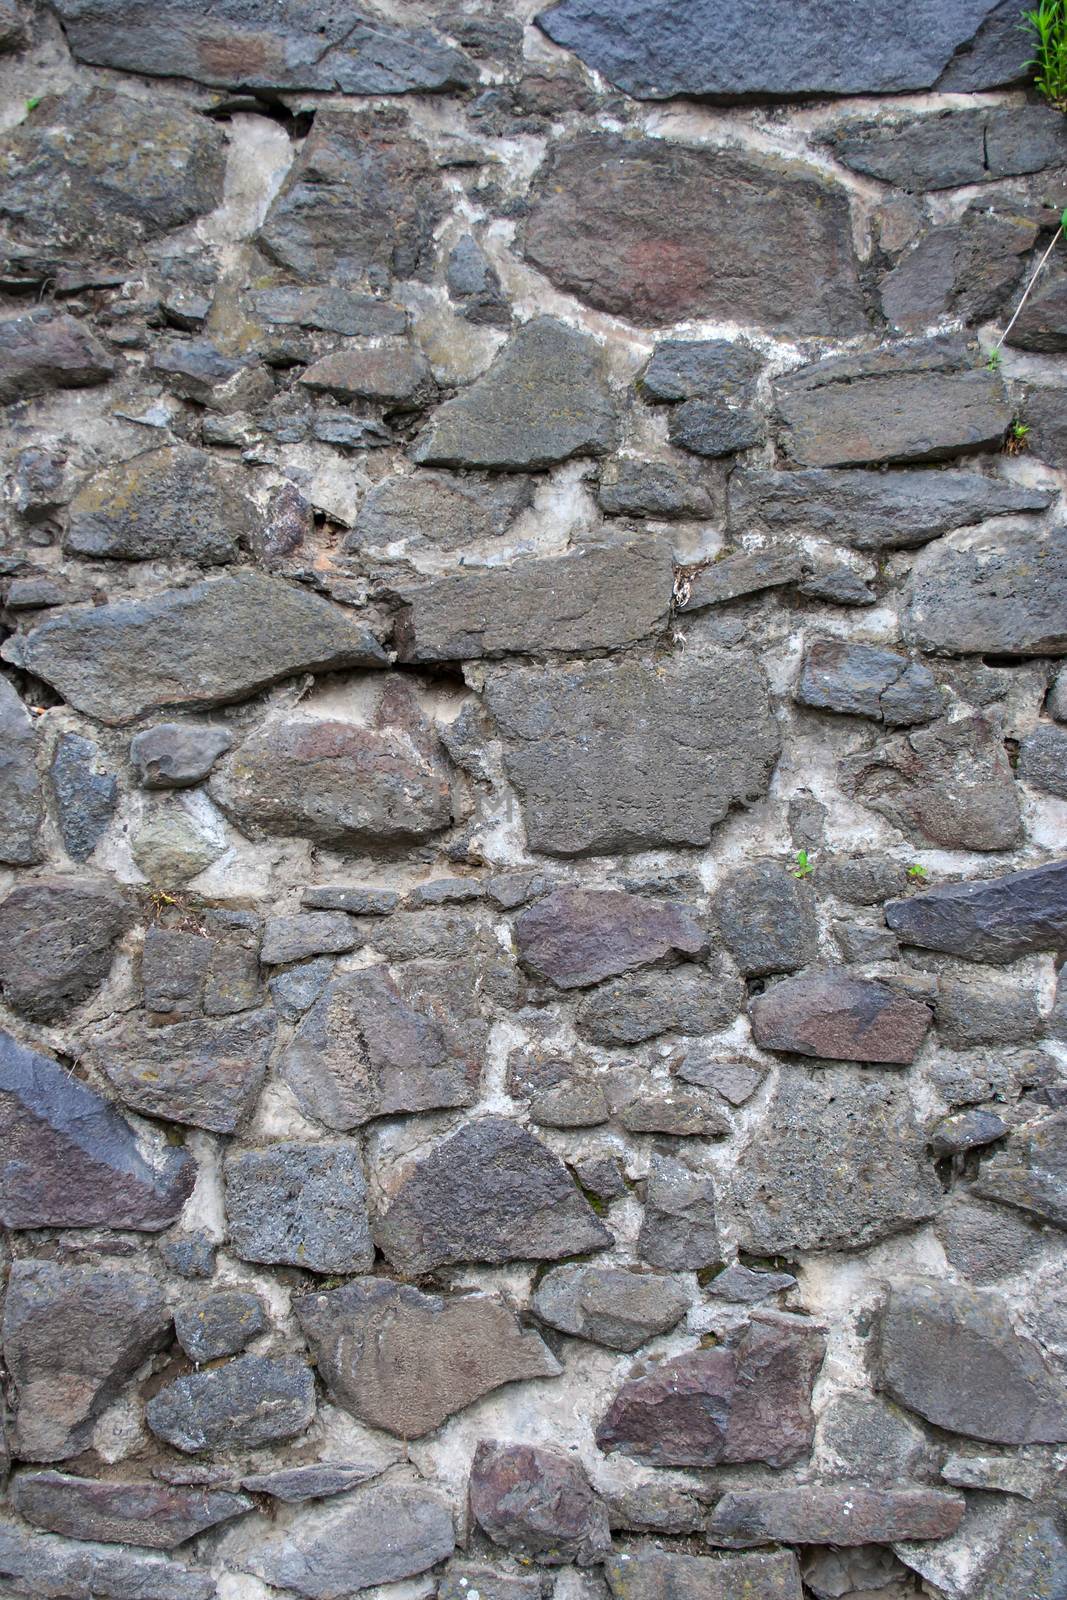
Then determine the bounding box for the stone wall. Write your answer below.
[0,2,1066,1597]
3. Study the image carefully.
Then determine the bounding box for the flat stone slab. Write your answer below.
[0,1519,213,1600]
[0,677,42,866]
[749,973,932,1063]
[225,1141,375,1275]
[796,639,942,725]
[532,1265,690,1350]
[604,1546,804,1600]
[514,887,706,988]
[902,524,1067,656]
[64,444,256,565]
[705,1485,965,1547]
[11,1472,252,1549]
[146,1354,316,1452]
[88,1009,275,1133]
[972,1111,1067,1227]
[885,859,1067,962]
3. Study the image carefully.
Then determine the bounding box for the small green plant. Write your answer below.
[1006,418,1032,454]
[791,849,814,879]
[1025,0,1067,110]
[985,347,1002,371]
[25,96,41,113]
[906,862,929,881]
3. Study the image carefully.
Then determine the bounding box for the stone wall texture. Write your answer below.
[0,2,1066,1598]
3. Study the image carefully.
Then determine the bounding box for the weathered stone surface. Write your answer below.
[55,0,476,92]
[147,1354,315,1452]
[241,1464,388,1502]
[532,1265,689,1350]
[604,1489,705,1535]
[936,979,1039,1050]
[395,540,670,660]
[248,285,408,338]
[4,1260,170,1460]
[929,1107,1009,1153]
[597,1313,824,1467]
[225,1141,374,1275]
[89,1009,274,1133]
[903,524,1067,656]
[350,469,532,554]
[296,1279,559,1437]
[829,105,1067,189]
[712,862,817,976]
[876,1279,1067,1443]
[141,919,261,1018]
[439,1566,541,1600]
[129,723,233,788]
[152,338,273,413]
[0,677,43,865]
[413,317,616,470]
[175,1290,268,1363]
[261,913,359,965]
[849,714,1021,852]
[299,344,436,408]
[880,200,1038,333]
[678,546,803,610]
[777,339,1010,467]
[603,1546,803,1600]
[469,1441,610,1565]
[675,1049,765,1105]
[240,1482,455,1598]
[279,964,482,1130]
[0,1520,213,1600]
[0,1027,194,1230]
[750,973,932,1064]
[257,111,443,284]
[729,465,1050,550]
[1020,724,1067,797]
[598,458,721,520]
[12,1471,252,1549]
[535,0,1018,99]
[130,792,227,887]
[65,446,255,565]
[484,653,779,856]
[708,1264,797,1303]
[6,573,386,725]
[643,339,762,403]
[0,88,225,270]
[936,1196,1046,1282]
[577,963,743,1045]
[0,309,114,402]
[50,732,116,862]
[521,135,866,334]
[668,399,764,458]
[885,860,1067,962]
[732,1068,941,1253]
[972,1111,1067,1227]
[375,1117,611,1273]
[707,1485,964,1548]
[0,878,128,1022]
[616,1083,729,1137]
[1005,269,1067,352]
[447,235,511,326]
[210,682,450,849]
[637,1153,721,1270]
[514,888,705,989]
[796,639,942,725]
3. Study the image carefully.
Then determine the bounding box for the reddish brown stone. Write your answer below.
[469,1441,611,1565]
[12,1472,253,1549]
[705,1484,965,1547]
[749,973,932,1063]
[514,888,706,989]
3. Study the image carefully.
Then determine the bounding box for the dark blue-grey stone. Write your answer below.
[51,731,117,861]
[886,860,1067,963]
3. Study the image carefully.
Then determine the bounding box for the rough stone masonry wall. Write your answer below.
[1,0,1067,1597]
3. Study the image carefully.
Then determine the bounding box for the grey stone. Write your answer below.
[750,973,932,1064]
[776,339,1011,467]
[447,235,511,326]
[152,338,273,412]
[0,309,114,402]
[596,1312,825,1467]
[88,1009,274,1133]
[678,546,803,610]
[833,920,900,962]
[637,1153,721,1271]
[241,1464,387,1502]
[147,1354,316,1452]
[933,981,1039,1047]
[0,878,128,1022]
[54,0,476,92]
[412,317,617,470]
[796,639,942,725]
[129,793,227,888]
[296,1279,559,1437]
[130,723,233,788]
[848,714,1022,852]
[521,134,866,334]
[818,1392,935,1485]
[1016,381,1067,468]
[940,1454,1049,1497]
[175,1291,268,1362]
[603,1546,803,1600]
[885,859,1067,962]
[303,885,401,915]
[603,1487,705,1536]
[11,1471,252,1549]
[0,88,225,271]
[439,1566,543,1600]
[712,861,817,976]
[239,1482,455,1597]
[729,465,1050,551]
[257,110,444,285]
[4,1260,170,1460]
[142,924,260,1019]
[50,732,116,861]
[876,1278,1067,1443]
[0,1520,213,1600]
[708,1264,797,1303]
[260,913,359,965]
[269,958,334,1021]
[535,0,1019,99]
[617,1083,730,1137]
[577,963,743,1046]
[248,286,407,338]
[533,1265,690,1350]
[903,524,1067,656]
[668,399,764,458]
[0,677,42,865]
[732,1067,942,1253]
[225,1141,374,1275]
[0,1027,193,1230]
[974,1509,1067,1600]
[469,1440,610,1565]
[279,963,483,1130]
[350,471,532,554]
[515,887,705,989]
[64,445,255,564]
[880,202,1038,333]
[1005,268,1067,351]
[829,105,1067,190]
[642,339,763,403]
[375,1116,612,1273]
[404,877,487,908]
[1020,724,1067,797]
[299,344,436,408]
[797,565,877,606]
[0,1,27,50]
[929,1107,1009,1154]
[972,1111,1067,1227]
[395,539,671,660]
[158,1232,217,1280]
[706,1485,964,1547]
[209,681,451,850]
[571,1153,628,1201]
[675,1050,766,1105]
[597,458,722,520]
[936,1196,1046,1282]
[531,1079,610,1128]
[5,572,386,725]
[484,652,779,856]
